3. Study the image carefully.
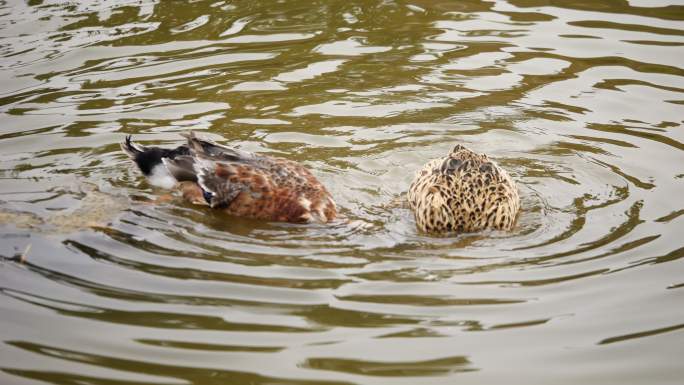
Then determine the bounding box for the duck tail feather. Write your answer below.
[120,135,145,159]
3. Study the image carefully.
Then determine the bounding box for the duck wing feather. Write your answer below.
[181,131,256,164]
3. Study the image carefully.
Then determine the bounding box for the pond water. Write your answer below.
[1,1,683,384]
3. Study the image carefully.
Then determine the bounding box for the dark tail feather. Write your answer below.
[121,135,190,176]
[120,135,144,159]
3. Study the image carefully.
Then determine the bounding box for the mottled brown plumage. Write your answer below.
[122,132,337,223]
[407,144,519,233]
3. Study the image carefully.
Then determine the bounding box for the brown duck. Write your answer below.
[408,144,520,233]
[121,132,337,223]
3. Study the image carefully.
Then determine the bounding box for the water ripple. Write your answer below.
[1,0,683,384]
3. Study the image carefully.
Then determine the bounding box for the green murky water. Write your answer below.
[1,1,683,384]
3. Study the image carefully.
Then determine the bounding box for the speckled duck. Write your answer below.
[407,144,520,233]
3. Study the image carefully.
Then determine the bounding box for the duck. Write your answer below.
[121,131,337,223]
[407,144,519,233]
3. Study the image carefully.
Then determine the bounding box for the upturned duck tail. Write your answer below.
[121,135,192,189]
[120,135,143,159]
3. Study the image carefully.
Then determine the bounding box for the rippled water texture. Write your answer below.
[1,1,683,384]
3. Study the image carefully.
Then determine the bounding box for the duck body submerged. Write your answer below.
[408,144,520,233]
[121,132,337,223]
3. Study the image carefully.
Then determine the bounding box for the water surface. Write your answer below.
[1,1,683,384]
